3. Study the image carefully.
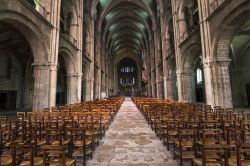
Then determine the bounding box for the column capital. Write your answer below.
[203,58,231,67]
[32,63,57,71]
[176,71,193,77]
[66,73,82,78]
[217,58,231,66]
[178,18,186,22]
[202,57,216,67]
[176,70,182,75]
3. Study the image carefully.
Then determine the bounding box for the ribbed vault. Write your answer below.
[93,0,158,63]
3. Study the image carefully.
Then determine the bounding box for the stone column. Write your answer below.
[33,64,56,110]
[148,74,152,96]
[98,68,101,99]
[66,74,77,104]
[154,35,162,98]
[178,11,188,41]
[31,0,61,109]
[176,71,183,101]
[76,74,82,103]
[150,40,156,97]
[162,58,168,99]
[49,65,57,107]
[69,23,78,42]
[203,59,233,108]
[171,0,189,101]
[198,0,212,106]
[85,78,93,101]
[151,70,156,97]
[162,36,173,99]
[166,67,174,100]
[156,68,163,99]
[66,73,82,104]
[114,63,118,96]
[105,75,108,97]
[177,71,195,102]
[203,59,215,106]
[76,1,83,103]
[163,76,167,99]
[101,71,106,99]
[89,35,95,101]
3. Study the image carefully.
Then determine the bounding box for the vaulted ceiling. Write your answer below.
[230,20,250,63]
[94,0,158,62]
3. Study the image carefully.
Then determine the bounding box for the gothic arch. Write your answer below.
[58,47,77,74]
[0,11,49,64]
[181,43,201,72]
[212,2,250,60]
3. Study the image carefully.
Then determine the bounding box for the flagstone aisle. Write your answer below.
[87,97,178,166]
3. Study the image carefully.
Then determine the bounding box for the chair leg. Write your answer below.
[191,160,195,166]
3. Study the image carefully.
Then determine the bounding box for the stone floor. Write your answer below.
[86,97,177,166]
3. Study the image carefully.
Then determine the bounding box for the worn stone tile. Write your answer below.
[87,97,178,166]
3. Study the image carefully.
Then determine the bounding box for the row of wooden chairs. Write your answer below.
[132,96,250,166]
[0,96,124,166]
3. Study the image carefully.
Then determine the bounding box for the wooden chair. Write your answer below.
[174,129,197,166]
[71,127,92,166]
[236,143,250,166]
[10,142,43,166]
[228,143,250,166]
[0,117,12,166]
[0,116,7,123]
[195,129,226,158]
[192,144,229,166]
[196,129,225,146]
[45,126,69,147]
[0,154,12,166]
[41,145,76,166]
[16,112,26,120]
[84,117,99,149]
[162,120,179,150]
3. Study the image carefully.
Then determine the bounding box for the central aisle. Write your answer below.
[87,97,177,166]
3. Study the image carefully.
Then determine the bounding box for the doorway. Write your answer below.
[246,84,250,106]
[0,90,17,111]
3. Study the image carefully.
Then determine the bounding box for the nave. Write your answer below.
[2,95,250,165]
[87,97,177,166]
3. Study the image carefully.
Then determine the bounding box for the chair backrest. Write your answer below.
[10,142,35,165]
[201,129,223,145]
[16,112,26,121]
[45,126,64,146]
[202,144,229,166]
[240,128,250,143]
[178,129,197,143]
[236,143,250,166]
[42,145,67,166]
[0,116,7,123]
[227,127,241,144]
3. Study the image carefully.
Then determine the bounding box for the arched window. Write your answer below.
[195,64,205,103]
[120,67,135,73]
[196,68,203,85]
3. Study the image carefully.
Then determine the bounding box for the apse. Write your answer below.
[117,58,138,96]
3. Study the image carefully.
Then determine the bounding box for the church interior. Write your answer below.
[1,0,250,165]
